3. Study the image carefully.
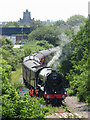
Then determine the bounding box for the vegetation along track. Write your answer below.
[18,75,89,119]
[46,97,89,118]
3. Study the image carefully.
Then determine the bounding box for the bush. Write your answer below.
[1,58,49,119]
[67,88,75,96]
[2,93,49,119]
[65,19,89,103]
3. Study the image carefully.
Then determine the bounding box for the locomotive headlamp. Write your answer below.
[47,95,50,99]
[62,95,65,99]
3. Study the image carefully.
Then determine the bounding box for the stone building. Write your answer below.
[19,9,32,25]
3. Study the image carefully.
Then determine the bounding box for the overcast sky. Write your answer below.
[0,0,89,22]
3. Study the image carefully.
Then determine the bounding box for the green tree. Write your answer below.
[0,37,13,50]
[23,40,54,57]
[4,22,20,27]
[36,40,53,49]
[65,19,89,103]
[30,19,43,31]
[1,37,24,71]
[57,19,89,103]
[54,20,67,26]
[28,25,58,45]
[67,15,86,27]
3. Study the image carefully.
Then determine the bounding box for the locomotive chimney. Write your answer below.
[52,69,56,72]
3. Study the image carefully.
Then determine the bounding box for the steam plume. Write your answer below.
[47,33,71,69]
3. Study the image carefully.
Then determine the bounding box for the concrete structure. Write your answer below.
[0,27,30,44]
[19,9,32,25]
[0,27,31,36]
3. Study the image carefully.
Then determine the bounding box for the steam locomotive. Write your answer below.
[23,47,67,104]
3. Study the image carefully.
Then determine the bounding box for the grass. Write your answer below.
[11,63,26,90]
[44,103,67,116]
[44,101,73,118]
[11,63,22,83]
[44,104,61,116]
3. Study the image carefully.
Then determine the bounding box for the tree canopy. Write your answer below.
[3,22,20,27]
[67,15,86,27]
[28,25,58,45]
[30,19,43,31]
[54,20,67,26]
[58,19,89,103]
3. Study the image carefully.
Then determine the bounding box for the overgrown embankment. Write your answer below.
[1,38,53,119]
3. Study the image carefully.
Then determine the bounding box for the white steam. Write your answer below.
[47,33,72,69]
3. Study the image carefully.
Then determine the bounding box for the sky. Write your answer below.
[0,0,89,22]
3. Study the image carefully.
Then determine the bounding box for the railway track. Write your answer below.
[46,107,84,118]
[45,100,88,118]
[54,112,82,118]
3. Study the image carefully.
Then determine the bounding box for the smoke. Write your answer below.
[47,47,62,67]
[47,33,72,70]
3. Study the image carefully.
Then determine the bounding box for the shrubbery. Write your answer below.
[28,25,58,45]
[1,37,52,119]
[58,19,89,103]
[2,93,48,119]
[1,38,25,71]
[1,58,49,119]
[23,40,53,57]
